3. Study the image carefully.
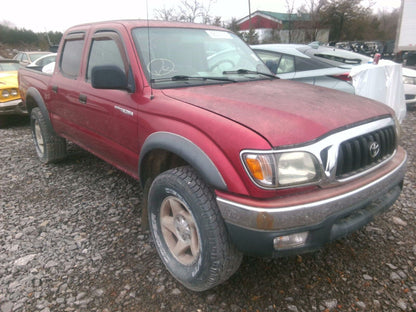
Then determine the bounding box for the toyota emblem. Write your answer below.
[369,142,380,158]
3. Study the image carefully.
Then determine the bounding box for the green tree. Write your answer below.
[376,8,400,40]
[227,18,240,34]
[241,28,259,45]
[0,23,62,51]
[297,0,327,42]
[319,0,372,42]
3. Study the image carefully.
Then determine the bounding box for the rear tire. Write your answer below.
[0,116,5,128]
[148,166,242,291]
[30,107,67,163]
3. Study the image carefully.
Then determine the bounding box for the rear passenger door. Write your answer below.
[48,32,86,136]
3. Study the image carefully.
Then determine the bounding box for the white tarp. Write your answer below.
[350,60,407,123]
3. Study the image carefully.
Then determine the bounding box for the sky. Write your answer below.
[2,0,402,33]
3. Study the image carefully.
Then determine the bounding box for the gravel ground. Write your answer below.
[1,110,415,312]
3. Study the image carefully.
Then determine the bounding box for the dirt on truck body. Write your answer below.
[18,20,406,291]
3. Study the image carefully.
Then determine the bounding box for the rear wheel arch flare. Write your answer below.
[25,87,55,135]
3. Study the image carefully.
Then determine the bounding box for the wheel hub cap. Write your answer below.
[159,196,200,265]
[174,215,191,242]
[34,120,44,154]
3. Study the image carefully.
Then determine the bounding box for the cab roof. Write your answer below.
[65,19,227,33]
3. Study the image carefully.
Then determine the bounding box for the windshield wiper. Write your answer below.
[222,69,278,79]
[151,75,237,83]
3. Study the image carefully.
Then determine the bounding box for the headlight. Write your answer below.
[11,89,18,96]
[403,75,416,85]
[242,151,321,188]
[277,152,319,186]
[2,90,10,98]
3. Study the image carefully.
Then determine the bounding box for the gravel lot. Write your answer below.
[1,110,415,312]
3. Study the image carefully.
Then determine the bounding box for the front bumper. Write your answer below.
[404,83,416,106]
[217,147,407,257]
[0,99,28,115]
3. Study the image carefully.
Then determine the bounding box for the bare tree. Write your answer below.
[298,0,327,42]
[153,0,217,24]
[285,0,297,43]
[154,6,178,21]
[211,16,223,27]
[178,0,203,22]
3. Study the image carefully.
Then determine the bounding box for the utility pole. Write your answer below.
[248,0,252,44]
[248,0,252,30]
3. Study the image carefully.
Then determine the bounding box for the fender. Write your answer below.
[139,132,227,191]
[26,87,56,134]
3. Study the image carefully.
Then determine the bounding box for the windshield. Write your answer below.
[132,27,271,87]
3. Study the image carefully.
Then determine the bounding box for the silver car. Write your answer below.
[26,53,57,71]
[252,43,373,94]
[13,51,51,66]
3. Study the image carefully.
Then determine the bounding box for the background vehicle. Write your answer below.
[26,53,56,71]
[403,67,416,108]
[18,20,406,292]
[254,43,408,116]
[300,43,372,67]
[0,59,26,124]
[305,45,406,121]
[395,0,416,54]
[252,44,356,94]
[13,51,51,66]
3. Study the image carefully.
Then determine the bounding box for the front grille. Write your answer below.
[336,126,396,178]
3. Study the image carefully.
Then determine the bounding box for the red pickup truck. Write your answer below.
[18,20,407,291]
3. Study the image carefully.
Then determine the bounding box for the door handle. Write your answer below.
[79,94,87,104]
[52,85,58,93]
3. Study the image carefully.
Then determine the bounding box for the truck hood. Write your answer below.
[162,80,393,147]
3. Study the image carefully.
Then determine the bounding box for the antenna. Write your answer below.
[146,0,154,100]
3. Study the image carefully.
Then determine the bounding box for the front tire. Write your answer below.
[148,166,242,291]
[30,107,67,163]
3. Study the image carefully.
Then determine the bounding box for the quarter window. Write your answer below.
[15,53,22,61]
[255,50,295,74]
[255,50,282,74]
[277,55,295,74]
[60,34,85,78]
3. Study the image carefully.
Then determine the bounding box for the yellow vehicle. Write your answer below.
[0,60,27,123]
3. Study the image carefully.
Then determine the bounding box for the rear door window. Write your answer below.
[295,56,333,71]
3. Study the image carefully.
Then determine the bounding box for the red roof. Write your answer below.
[239,15,283,31]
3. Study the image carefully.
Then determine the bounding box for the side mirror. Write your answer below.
[91,65,128,90]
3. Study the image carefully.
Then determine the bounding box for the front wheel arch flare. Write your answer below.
[139,132,227,191]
